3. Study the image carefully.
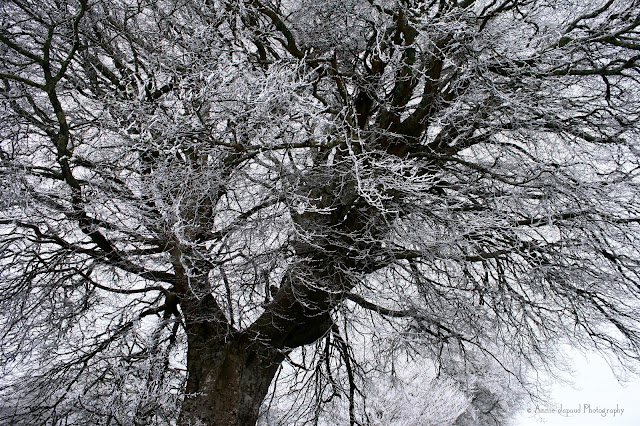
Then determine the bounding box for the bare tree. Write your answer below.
[2,0,640,424]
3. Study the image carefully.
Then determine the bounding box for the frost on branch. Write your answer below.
[1,0,640,425]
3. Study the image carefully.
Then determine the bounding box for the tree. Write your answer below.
[1,0,640,424]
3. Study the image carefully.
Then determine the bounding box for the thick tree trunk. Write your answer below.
[178,333,284,426]
[175,172,368,425]
[176,273,334,426]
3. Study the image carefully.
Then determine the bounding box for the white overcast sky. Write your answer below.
[515,350,640,426]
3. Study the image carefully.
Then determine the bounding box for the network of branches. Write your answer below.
[1,0,640,424]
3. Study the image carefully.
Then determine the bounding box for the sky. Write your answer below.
[515,350,640,426]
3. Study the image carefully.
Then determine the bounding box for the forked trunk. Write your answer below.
[178,332,285,425]
[176,269,337,425]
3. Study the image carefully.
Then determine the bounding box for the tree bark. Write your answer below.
[178,332,284,426]
[177,270,335,425]
[176,164,371,425]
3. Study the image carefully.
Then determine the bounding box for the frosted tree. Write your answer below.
[2,0,640,424]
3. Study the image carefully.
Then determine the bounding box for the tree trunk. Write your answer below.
[178,332,284,426]
[176,270,336,425]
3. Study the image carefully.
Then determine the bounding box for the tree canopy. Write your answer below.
[2,0,640,424]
